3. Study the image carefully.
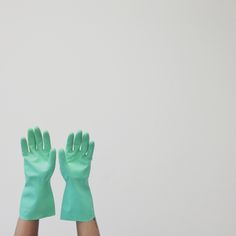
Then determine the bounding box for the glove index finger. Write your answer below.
[49,148,56,169]
[59,149,68,179]
[86,141,95,160]
[43,131,51,152]
[59,149,66,165]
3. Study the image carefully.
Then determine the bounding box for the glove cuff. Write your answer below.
[61,178,95,221]
[19,179,55,220]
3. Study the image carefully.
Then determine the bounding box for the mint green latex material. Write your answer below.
[59,130,95,221]
[19,127,56,220]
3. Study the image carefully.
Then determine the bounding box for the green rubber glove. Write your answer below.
[19,127,56,220]
[59,130,95,221]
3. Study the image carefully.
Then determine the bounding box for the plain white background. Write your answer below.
[0,0,236,235]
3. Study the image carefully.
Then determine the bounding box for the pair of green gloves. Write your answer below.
[19,127,95,222]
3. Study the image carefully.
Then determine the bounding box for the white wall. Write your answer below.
[0,0,235,235]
